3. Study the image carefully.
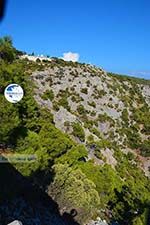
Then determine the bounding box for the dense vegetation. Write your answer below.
[0,37,150,225]
[108,72,150,85]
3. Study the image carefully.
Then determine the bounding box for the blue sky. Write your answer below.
[0,0,150,79]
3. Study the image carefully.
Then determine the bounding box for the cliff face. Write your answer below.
[30,59,150,177]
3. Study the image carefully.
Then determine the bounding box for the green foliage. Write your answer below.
[97,113,114,124]
[112,149,150,224]
[140,140,150,157]
[15,131,50,176]
[77,104,86,115]
[71,92,83,103]
[52,100,60,111]
[84,119,95,129]
[72,122,85,142]
[90,111,96,116]
[126,151,135,161]
[90,127,102,139]
[48,163,100,223]
[95,139,113,149]
[41,89,54,101]
[132,209,149,225]
[39,123,74,158]
[0,96,20,143]
[92,88,107,99]
[121,109,129,125]
[108,72,150,85]
[131,105,150,135]
[55,145,88,166]
[0,36,16,62]
[123,127,141,149]
[88,101,96,108]
[79,162,122,207]
[81,87,88,94]
[16,122,74,176]
[56,90,70,110]
[58,96,70,110]
[87,134,94,143]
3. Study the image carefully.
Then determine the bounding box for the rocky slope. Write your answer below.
[29,58,150,177]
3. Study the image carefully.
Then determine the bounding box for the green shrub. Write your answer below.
[77,104,86,115]
[121,109,129,125]
[84,120,94,129]
[81,88,88,94]
[87,135,94,143]
[97,113,113,123]
[52,101,60,111]
[90,111,96,117]
[123,127,141,149]
[86,80,91,87]
[72,122,85,142]
[92,89,107,99]
[71,95,76,102]
[140,140,150,157]
[48,163,100,224]
[0,36,16,62]
[45,76,53,85]
[90,127,102,139]
[58,96,70,111]
[126,152,135,160]
[88,101,96,108]
[94,150,104,160]
[41,89,54,101]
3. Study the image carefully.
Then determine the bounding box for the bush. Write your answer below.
[92,89,107,99]
[41,89,54,101]
[52,101,59,111]
[71,93,83,103]
[88,101,96,108]
[72,122,85,142]
[97,113,113,123]
[87,135,94,143]
[90,127,102,139]
[77,104,86,115]
[81,88,88,94]
[140,140,150,157]
[58,96,70,111]
[0,36,16,63]
[90,111,96,117]
[121,109,129,125]
[48,164,100,224]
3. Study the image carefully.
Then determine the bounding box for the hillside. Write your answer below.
[0,37,150,225]
[31,57,150,176]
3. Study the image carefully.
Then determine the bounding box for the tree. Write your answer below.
[48,163,100,223]
[56,145,88,166]
[0,96,20,143]
[15,130,50,176]
[0,36,16,62]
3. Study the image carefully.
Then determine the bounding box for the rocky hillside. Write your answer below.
[30,58,150,177]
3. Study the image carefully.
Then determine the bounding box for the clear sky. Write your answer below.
[0,0,150,79]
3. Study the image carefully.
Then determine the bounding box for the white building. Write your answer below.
[20,54,52,62]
